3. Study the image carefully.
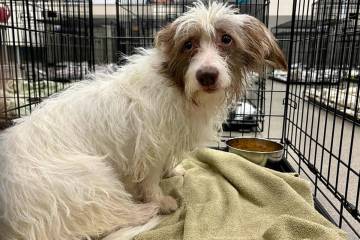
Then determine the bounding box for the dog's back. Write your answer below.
[0,76,160,239]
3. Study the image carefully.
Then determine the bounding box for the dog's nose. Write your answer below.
[196,67,219,87]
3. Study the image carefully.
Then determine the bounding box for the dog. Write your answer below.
[0,1,287,240]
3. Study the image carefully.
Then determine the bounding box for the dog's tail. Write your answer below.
[102,215,163,240]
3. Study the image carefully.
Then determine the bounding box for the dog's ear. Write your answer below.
[236,14,288,71]
[155,23,176,51]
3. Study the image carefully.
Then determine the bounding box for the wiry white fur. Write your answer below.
[102,216,163,240]
[0,47,228,240]
[174,1,237,38]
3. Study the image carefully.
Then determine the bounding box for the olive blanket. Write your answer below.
[136,148,347,240]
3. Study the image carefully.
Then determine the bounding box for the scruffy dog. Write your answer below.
[0,2,286,240]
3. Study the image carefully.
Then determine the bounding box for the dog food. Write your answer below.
[227,138,282,153]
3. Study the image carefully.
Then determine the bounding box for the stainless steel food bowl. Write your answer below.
[225,137,284,166]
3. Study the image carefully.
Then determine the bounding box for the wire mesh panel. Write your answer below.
[113,0,269,56]
[282,0,360,238]
[0,0,278,136]
[0,0,94,129]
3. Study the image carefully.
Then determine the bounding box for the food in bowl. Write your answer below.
[227,138,283,152]
[226,138,284,166]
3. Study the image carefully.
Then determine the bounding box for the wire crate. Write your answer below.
[273,0,360,85]
[0,0,94,128]
[0,0,359,239]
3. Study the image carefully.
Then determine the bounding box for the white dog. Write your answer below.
[0,2,287,240]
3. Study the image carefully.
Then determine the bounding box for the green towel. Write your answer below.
[136,148,347,240]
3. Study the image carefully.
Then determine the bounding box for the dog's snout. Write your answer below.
[196,67,219,87]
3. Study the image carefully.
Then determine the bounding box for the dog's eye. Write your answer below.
[183,41,193,51]
[221,34,232,45]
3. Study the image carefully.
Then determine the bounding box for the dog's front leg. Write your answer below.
[138,171,178,214]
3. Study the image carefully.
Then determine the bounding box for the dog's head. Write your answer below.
[155,1,287,103]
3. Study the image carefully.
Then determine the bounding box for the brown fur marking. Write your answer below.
[155,23,202,91]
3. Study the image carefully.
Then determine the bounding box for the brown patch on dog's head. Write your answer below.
[233,14,287,72]
[155,23,202,92]
[155,23,176,50]
[207,14,288,101]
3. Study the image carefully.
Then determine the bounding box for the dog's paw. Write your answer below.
[173,165,186,176]
[158,195,178,214]
[165,165,186,178]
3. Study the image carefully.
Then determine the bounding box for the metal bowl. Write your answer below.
[225,137,284,166]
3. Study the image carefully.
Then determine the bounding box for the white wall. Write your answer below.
[270,0,315,16]
[93,1,304,17]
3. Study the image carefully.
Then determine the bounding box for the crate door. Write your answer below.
[282,0,360,239]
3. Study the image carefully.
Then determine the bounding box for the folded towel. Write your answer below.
[136,148,347,240]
